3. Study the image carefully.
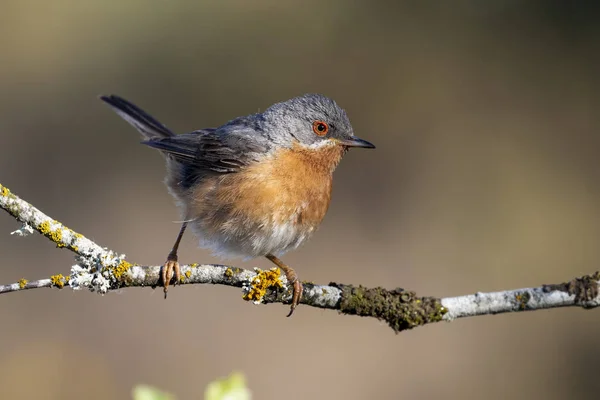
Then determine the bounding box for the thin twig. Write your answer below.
[1,182,598,332]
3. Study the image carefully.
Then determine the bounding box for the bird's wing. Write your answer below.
[142,120,271,173]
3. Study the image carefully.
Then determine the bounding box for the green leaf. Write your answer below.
[204,372,251,400]
[132,385,175,400]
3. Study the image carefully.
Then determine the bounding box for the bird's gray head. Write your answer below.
[261,94,375,150]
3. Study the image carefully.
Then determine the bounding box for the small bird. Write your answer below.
[100,94,374,316]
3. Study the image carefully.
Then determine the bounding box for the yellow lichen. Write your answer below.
[50,274,65,288]
[225,267,234,278]
[38,220,65,248]
[110,260,132,279]
[0,184,9,197]
[38,221,51,234]
[243,268,283,303]
[179,270,192,283]
[18,278,28,289]
[190,263,199,268]
[515,292,530,310]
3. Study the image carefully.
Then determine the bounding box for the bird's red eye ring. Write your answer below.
[312,120,329,136]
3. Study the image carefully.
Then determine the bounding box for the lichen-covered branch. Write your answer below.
[1,182,599,333]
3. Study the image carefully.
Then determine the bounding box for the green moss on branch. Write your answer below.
[332,283,447,332]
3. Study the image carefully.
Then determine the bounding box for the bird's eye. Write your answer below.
[312,120,329,136]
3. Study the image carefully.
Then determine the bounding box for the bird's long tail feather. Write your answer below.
[100,95,174,139]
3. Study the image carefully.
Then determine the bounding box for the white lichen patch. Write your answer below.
[304,284,342,308]
[69,251,129,294]
[10,223,34,236]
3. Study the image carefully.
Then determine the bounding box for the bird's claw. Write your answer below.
[161,258,181,298]
[286,278,303,317]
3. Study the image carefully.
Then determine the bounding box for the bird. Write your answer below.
[100,93,375,316]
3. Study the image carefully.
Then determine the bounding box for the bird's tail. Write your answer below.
[99,95,175,139]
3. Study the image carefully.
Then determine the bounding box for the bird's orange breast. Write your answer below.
[191,141,345,230]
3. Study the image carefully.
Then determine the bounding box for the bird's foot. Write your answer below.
[280,267,302,317]
[265,253,303,317]
[286,277,303,317]
[161,255,181,299]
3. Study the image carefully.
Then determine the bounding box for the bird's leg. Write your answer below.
[266,253,303,317]
[162,222,187,298]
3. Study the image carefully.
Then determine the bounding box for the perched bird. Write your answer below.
[100,94,374,316]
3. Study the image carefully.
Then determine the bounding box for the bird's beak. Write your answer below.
[336,137,376,149]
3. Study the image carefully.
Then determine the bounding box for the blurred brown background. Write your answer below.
[1,1,600,399]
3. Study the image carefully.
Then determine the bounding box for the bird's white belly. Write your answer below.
[190,211,315,259]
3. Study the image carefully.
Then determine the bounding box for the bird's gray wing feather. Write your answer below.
[143,119,271,173]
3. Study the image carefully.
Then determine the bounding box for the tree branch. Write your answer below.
[1,182,598,332]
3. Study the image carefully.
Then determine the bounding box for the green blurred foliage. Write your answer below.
[132,372,250,400]
[204,372,251,400]
[132,385,175,400]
